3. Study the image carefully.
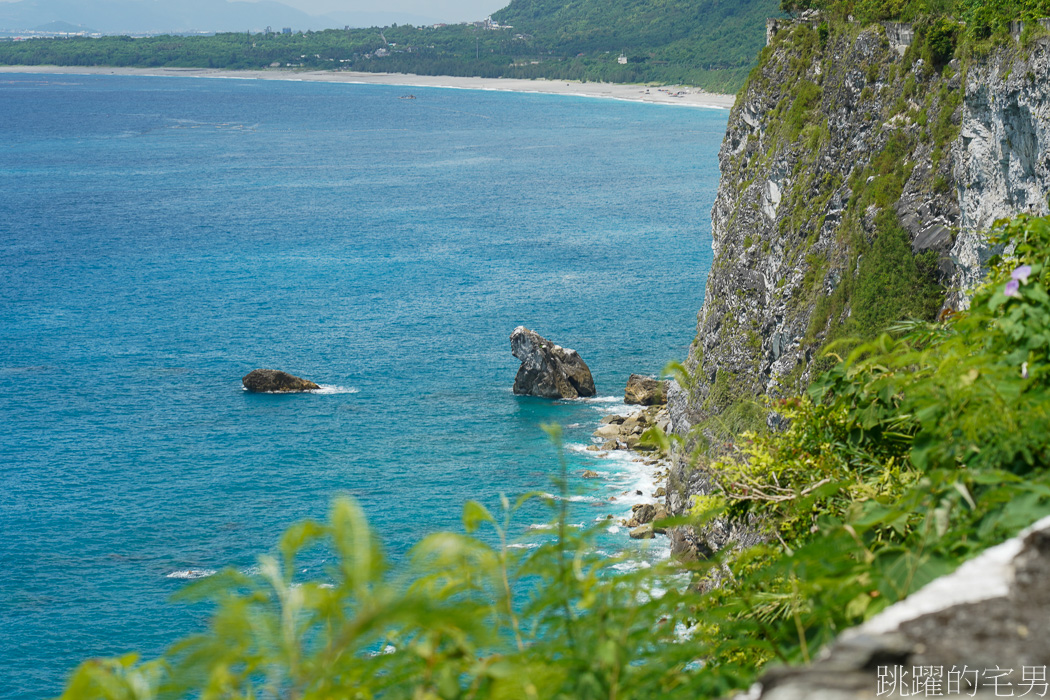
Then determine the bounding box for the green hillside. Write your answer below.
[0,0,779,92]
[495,0,776,69]
[789,0,1050,36]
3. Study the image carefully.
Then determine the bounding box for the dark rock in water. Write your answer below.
[510,326,596,399]
[624,374,667,405]
[242,369,320,393]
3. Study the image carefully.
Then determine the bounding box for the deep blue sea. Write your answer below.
[0,73,724,698]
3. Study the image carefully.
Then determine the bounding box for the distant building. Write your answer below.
[468,18,510,30]
[618,53,628,64]
[282,27,292,34]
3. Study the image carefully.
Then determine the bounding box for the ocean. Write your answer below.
[0,73,725,698]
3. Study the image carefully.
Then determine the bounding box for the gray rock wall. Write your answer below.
[674,24,957,434]
[666,25,1050,554]
[949,41,1050,304]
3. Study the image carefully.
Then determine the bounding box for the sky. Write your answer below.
[0,0,510,24]
[274,0,507,21]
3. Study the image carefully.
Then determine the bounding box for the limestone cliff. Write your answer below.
[952,46,1050,296]
[666,21,1050,554]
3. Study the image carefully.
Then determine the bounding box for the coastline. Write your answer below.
[0,65,737,109]
[582,401,673,542]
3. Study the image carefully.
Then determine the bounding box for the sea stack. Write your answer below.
[242,369,320,393]
[510,326,596,399]
[624,374,668,405]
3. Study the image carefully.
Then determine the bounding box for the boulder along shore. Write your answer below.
[584,383,673,541]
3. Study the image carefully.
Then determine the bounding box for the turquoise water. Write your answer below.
[0,73,724,698]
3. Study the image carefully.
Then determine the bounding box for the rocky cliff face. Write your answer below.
[951,43,1050,299]
[666,23,1050,553]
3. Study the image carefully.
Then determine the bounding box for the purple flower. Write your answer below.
[1005,279,1021,297]
[1012,265,1032,284]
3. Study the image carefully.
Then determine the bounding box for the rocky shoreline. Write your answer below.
[583,382,674,541]
[503,325,676,545]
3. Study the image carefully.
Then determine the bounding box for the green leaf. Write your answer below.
[279,519,325,578]
[952,481,976,510]
[463,500,495,534]
[844,592,871,620]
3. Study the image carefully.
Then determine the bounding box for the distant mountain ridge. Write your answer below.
[493,0,777,71]
[32,20,98,34]
[0,0,440,33]
[0,0,778,92]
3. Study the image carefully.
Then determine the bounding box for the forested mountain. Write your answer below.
[494,0,776,70]
[0,0,780,92]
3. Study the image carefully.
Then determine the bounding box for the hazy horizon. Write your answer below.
[258,0,506,22]
[0,0,510,33]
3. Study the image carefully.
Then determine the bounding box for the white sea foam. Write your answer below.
[311,385,360,395]
[166,569,216,580]
[566,442,597,455]
[367,644,398,658]
[550,395,625,409]
[240,385,359,395]
[611,559,653,573]
[526,522,581,531]
[540,492,600,503]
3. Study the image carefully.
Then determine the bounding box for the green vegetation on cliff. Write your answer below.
[786,0,1050,28]
[0,0,778,93]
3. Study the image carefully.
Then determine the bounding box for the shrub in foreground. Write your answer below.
[63,213,1050,699]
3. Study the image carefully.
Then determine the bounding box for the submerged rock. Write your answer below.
[624,374,668,405]
[510,326,595,399]
[242,369,319,393]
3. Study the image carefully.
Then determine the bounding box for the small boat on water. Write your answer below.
[399,94,416,99]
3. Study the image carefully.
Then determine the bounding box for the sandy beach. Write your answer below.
[0,65,737,108]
